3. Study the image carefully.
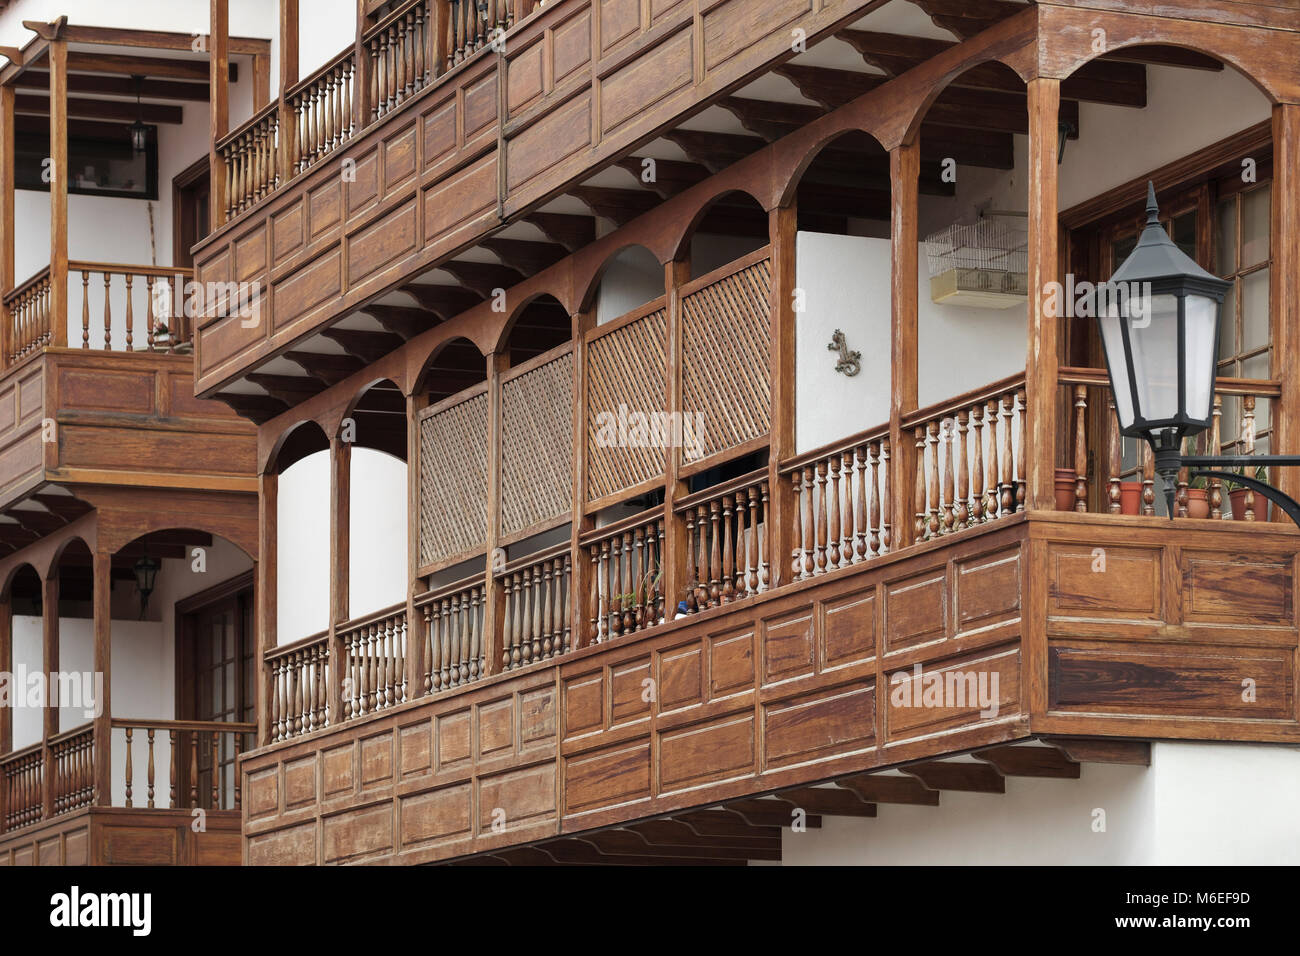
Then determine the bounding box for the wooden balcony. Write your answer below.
[0,720,253,866]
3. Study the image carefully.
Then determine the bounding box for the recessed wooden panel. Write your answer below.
[247,822,316,866]
[346,149,380,215]
[424,154,496,240]
[437,710,472,768]
[884,569,948,652]
[422,96,457,167]
[58,367,153,414]
[519,686,557,747]
[308,180,342,240]
[508,42,545,114]
[479,697,515,758]
[710,627,754,697]
[611,659,652,725]
[764,682,875,769]
[955,548,1021,634]
[1182,551,1294,626]
[192,830,242,866]
[506,92,591,191]
[650,0,688,22]
[477,762,556,830]
[762,609,813,683]
[38,837,60,866]
[234,225,267,282]
[822,586,876,669]
[101,825,179,865]
[323,803,393,862]
[552,9,592,85]
[284,755,317,809]
[599,0,641,55]
[63,828,88,866]
[197,310,262,377]
[360,732,394,787]
[564,740,651,814]
[246,766,280,818]
[272,247,341,328]
[272,203,305,261]
[658,712,754,791]
[659,642,703,711]
[1049,644,1292,719]
[1049,544,1161,619]
[384,122,418,192]
[399,721,433,777]
[323,743,355,796]
[197,247,230,288]
[702,0,809,72]
[886,646,1022,739]
[463,72,498,140]
[564,673,605,737]
[349,199,417,286]
[399,782,472,847]
[600,27,693,137]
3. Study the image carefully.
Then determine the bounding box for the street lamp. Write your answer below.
[1097,181,1300,524]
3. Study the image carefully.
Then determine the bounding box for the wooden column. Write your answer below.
[767,204,797,586]
[662,258,690,610]
[354,0,371,129]
[1025,77,1061,511]
[48,37,68,346]
[431,0,448,78]
[1271,102,1300,515]
[404,393,423,695]
[889,141,920,546]
[483,352,508,675]
[327,436,350,721]
[91,550,111,805]
[256,471,278,745]
[0,593,10,758]
[209,0,230,227]
[569,309,595,649]
[277,0,300,185]
[0,83,14,367]
[40,574,58,819]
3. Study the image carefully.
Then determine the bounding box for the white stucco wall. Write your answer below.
[776,742,1300,865]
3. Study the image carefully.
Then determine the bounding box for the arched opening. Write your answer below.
[503,293,570,367]
[49,537,94,734]
[588,244,664,325]
[681,189,769,280]
[415,335,487,405]
[6,563,43,750]
[345,378,408,620]
[272,420,332,642]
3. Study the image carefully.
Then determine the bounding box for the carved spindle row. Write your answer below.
[914,391,1024,541]
[371,4,430,118]
[343,612,408,719]
[448,0,515,67]
[587,519,665,644]
[222,113,280,220]
[269,641,330,742]
[502,554,572,671]
[7,277,51,361]
[294,61,354,173]
[2,750,44,828]
[52,731,94,815]
[683,481,770,609]
[791,441,890,580]
[424,584,486,693]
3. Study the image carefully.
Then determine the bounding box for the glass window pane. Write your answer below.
[1220,395,1240,445]
[1241,268,1269,353]
[1216,197,1237,276]
[1172,211,1197,260]
[1218,282,1237,361]
[1242,185,1270,267]
[1111,235,1136,270]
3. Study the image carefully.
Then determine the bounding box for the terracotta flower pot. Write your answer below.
[1119,481,1142,516]
[1054,468,1077,512]
[1230,487,1268,521]
[1185,488,1210,519]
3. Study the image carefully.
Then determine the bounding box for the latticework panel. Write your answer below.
[501,349,574,537]
[418,391,489,568]
[681,257,772,464]
[585,307,667,503]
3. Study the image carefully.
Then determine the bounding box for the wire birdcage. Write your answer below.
[924,217,1028,307]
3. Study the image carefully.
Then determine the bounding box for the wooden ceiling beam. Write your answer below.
[481,237,567,275]
[438,260,526,298]
[587,829,779,861]
[401,283,482,321]
[903,760,1006,793]
[283,350,365,387]
[13,70,210,102]
[613,156,711,199]
[320,327,406,364]
[215,391,289,424]
[14,93,184,123]
[65,51,220,82]
[777,786,878,817]
[720,798,822,829]
[522,211,596,252]
[974,744,1081,779]
[568,185,660,226]
[545,836,739,866]
[662,128,768,173]
[246,372,323,406]
[835,772,941,806]
[360,303,437,341]
[54,25,269,56]
[1048,738,1152,766]
[30,494,93,521]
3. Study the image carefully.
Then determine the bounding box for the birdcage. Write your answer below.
[924,216,1028,309]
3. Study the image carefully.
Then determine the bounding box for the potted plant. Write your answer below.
[1185,474,1210,519]
[1229,464,1270,521]
[1054,467,1077,511]
[1119,479,1142,515]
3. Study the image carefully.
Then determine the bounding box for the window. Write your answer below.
[15,125,158,200]
[1215,181,1272,454]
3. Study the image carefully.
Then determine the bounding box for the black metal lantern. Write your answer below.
[1097,182,1231,482]
[129,74,148,153]
[133,556,160,618]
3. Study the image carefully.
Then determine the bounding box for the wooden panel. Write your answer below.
[506,92,591,193]
[884,569,948,652]
[599,26,693,137]
[585,307,666,502]
[598,0,641,56]
[500,349,573,536]
[477,762,556,830]
[702,0,810,73]
[283,755,316,809]
[424,154,497,241]
[272,247,341,329]
[552,9,592,85]
[399,721,433,778]
[399,782,472,848]
[886,645,1021,739]
[564,739,650,814]
[658,641,703,711]
[100,824,180,865]
[323,744,355,796]
[710,626,754,697]
[323,802,393,862]
[247,821,317,865]
[762,607,814,683]
[764,682,875,769]
[1048,543,1162,619]
[437,709,473,768]
[680,256,771,464]
[508,42,545,116]
[955,548,1022,634]
[272,203,305,261]
[418,391,489,568]
[307,181,342,242]
[821,586,876,669]
[384,122,419,193]
[58,367,153,413]
[234,225,267,283]
[346,149,380,215]
[659,711,755,791]
[348,199,417,286]
[246,767,280,819]
[1181,550,1294,626]
[422,96,457,167]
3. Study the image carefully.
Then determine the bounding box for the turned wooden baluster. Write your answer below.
[124,727,134,808]
[562,555,573,651]
[969,406,985,523]
[1209,395,1223,518]
[1243,394,1257,520]
[541,560,554,658]
[1141,440,1156,516]
[102,273,112,350]
[169,731,177,807]
[80,271,90,348]
[955,411,969,530]
[1015,388,1027,512]
[914,426,927,539]
[1107,396,1122,514]
[851,448,866,563]
[800,468,814,579]
[941,419,955,533]
[1074,385,1088,512]
[147,729,156,809]
[826,456,841,567]
[999,394,1014,516]
[189,733,198,807]
[927,421,941,538]
[707,500,722,598]
[211,732,220,809]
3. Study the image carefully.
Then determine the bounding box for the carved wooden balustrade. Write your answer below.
[287,49,356,174]
[583,507,666,644]
[71,262,193,352]
[905,373,1027,542]
[49,725,95,816]
[339,602,409,719]
[1057,368,1279,519]
[218,101,281,220]
[783,428,891,582]
[3,266,52,363]
[0,743,44,830]
[418,575,487,692]
[114,719,256,811]
[499,543,572,670]
[267,630,331,742]
[368,0,432,118]
[677,468,769,611]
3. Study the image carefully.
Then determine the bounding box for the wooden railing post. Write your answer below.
[48,35,68,347]
[1025,76,1061,511]
[767,205,797,586]
[483,351,507,675]
[210,0,230,227]
[431,0,448,79]
[278,0,300,186]
[91,551,112,805]
[404,393,424,698]
[40,575,58,820]
[1271,102,1299,518]
[889,142,920,547]
[328,437,350,723]
[257,471,277,746]
[355,0,372,128]
[663,257,690,611]
[569,309,594,649]
[0,83,13,367]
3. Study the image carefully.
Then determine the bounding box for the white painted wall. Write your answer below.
[595,245,663,325]
[349,449,408,618]
[776,742,1300,865]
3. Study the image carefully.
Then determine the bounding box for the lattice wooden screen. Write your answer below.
[418,390,489,569]
[501,348,573,538]
[585,307,667,503]
[681,256,772,464]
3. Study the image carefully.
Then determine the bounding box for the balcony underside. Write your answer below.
[0,806,242,866]
[240,511,1300,865]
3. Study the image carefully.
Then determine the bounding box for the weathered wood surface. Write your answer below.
[0,806,243,866]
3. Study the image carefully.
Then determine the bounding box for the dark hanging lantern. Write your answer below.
[1056,119,1075,164]
[129,74,148,153]
[133,556,160,618]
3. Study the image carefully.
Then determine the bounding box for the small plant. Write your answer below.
[1187,473,1208,490]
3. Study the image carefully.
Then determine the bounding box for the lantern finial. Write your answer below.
[1144,181,1159,226]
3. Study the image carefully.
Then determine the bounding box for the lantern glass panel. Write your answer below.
[1129,293,1180,424]
[1184,293,1217,423]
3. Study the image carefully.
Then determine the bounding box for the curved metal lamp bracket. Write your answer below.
[1188,471,1300,527]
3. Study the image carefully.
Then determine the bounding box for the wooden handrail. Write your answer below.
[361,0,427,45]
[901,370,1027,429]
[415,571,485,606]
[264,628,330,663]
[2,264,51,304]
[337,600,408,634]
[0,740,44,765]
[110,719,257,734]
[578,504,665,547]
[1058,366,1281,399]
[498,541,569,576]
[47,722,93,746]
[67,261,193,279]
[285,44,357,102]
[674,467,768,512]
[779,423,890,476]
[214,98,281,153]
